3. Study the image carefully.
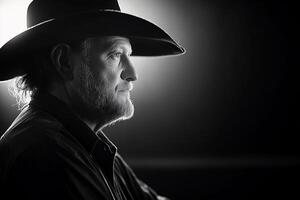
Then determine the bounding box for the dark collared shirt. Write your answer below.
[0,93,167,200]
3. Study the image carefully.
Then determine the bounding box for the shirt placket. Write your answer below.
[91,140,124,200]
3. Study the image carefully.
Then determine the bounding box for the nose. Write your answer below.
[121,56,138,82]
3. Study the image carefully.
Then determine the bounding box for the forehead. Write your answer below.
[87,36,132,53]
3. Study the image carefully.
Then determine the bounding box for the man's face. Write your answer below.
[69,36,137,128]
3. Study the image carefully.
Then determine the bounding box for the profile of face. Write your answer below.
[67,36,137,129]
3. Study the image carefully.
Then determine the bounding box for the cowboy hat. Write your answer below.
[0,0,185,81]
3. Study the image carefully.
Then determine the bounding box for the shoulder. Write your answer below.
[0,105,78,177]
[1,140,82,199]
[0,112,84,198]
[1,105,72,154]
[0,103,110,199]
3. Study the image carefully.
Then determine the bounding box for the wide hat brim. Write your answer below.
[0,10,185,81]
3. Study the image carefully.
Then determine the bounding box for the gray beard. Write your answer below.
[72,64,134,130]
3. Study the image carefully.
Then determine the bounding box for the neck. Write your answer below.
[48,85,106,132]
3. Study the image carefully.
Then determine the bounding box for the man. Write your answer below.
[0,0,184,199]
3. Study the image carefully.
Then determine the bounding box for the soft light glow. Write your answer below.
[0,0,32,132]
[0,0,31,47]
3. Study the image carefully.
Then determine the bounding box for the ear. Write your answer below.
[50,44,74,81]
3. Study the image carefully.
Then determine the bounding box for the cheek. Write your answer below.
[101,70,122,92]
[91,57,122,92]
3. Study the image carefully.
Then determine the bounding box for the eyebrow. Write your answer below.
[107,38,132,55]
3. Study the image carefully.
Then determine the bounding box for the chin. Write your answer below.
[101,96,134,128]
[118,96,134,119]
[123,102,134,119]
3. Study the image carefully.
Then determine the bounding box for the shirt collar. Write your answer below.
[30,92,117,159]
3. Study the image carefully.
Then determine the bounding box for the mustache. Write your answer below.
[116,83,133,92]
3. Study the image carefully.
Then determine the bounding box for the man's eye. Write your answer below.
[110,52,122,60]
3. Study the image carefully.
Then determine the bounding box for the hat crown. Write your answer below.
[27,0,121,28]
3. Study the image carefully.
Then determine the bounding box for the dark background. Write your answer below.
[0,0,295,199]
